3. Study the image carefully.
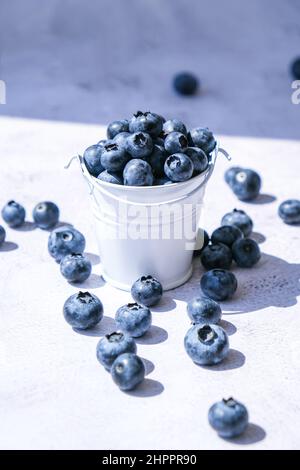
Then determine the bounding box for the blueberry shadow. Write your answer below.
[201,349,245,371]
[251,231,266,244]
[135,325,168,345]
[140,357,155,375]
[126,379,164,397]
[73,315,116,337]
[85,252,100,265]
[225,423,266,445]
[15,221,36,232]
[151,295,177,313]
[0,241,18,252]
[219,319,237,336]
[246,193,276,205]
[70,273,105,289]
[45,221,74,232]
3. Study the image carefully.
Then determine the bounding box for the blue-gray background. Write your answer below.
[0,0,299,138]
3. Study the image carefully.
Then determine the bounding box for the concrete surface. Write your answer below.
[0,116,300,450]
[0,0,299,139]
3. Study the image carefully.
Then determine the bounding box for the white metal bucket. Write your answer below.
[78,144,221,291]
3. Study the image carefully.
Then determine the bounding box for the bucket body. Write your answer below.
[79,147,218,291]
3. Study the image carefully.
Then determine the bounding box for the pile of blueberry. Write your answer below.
[82,111,216,186]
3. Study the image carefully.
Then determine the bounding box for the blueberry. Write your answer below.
[194,229,210,255]
[154,177,172,186]
[224,167,242,185]
[185,147,208,175]
[48,226,85,262]
[278,199,300,225]
[63,291,103,329]
[115,303,152,337]
[1,201,25,228]
[112,132,131,151]
[189,127,216,154]
[97,170,123,185]
[211,225,243,248]
[107,119,129,139]
[123,159,154,186]
[32,201,59,229]
[162,119,187,136]
[126,132,153,159]
[0,225,6,245]
[60,253,92,282]
[228,168,261,201]
[164,132,188,154]
[187,297,222,325]
[97,139,107,148]
[232,238,261,268]
[148,144,168,177]
[131,275,163,307]
[96,332,137,371]
[83,144,104,177]
[164,153,194,182]
[129,111,163,138]
[221,209,253,237]
[201,243,232,270]
[201,269,237,301]
[184,324,229,365]
[153,137,165,147]
[173,72,199,95]
[111,353,145,391]
[208,398,249,438]
[100,141,130,172]
[291,57,300,79]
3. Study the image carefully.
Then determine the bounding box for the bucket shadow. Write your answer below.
[201,349,245,371]
[126,379,164,397]
[73,315,116,337]
[15,221,36,232]
[0,241,18,252]
[71,273,105,289]
[85,252,100,265]
[135,325,168,345]
[224,423,266,445]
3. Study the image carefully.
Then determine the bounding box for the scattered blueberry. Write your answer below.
[201,243,232,270]
[60,253,92,283]
[1,201,25,228]
[148,144,168,177]
[211,225,243,248]
[291,57,300,80]
[115,303,152,337]
[227,168,261,201]
[123,159,154,186]
[194,229,210,255]
[129,111,163,138]
[101,141,130,172]
[163,119,187,136]
[111,353,145,391]
[224,167,242,186]
[107,119,129,139]
[63,291,103,330]
[232,238,261,268]
[184,324,229,365]
[185,147,208,175]
[221,209,253,237]
[187,297,222,325]
[0,225,6,245]
[189,127,216,154]
[32,201,59,229]
[164,132,188,154]
[164,153,194,182]
[201,269,238,301]
[48,226,86,262]
[278,199,300,225]
[131,275,163,307]
[126,132,153,159]
[96,332,137,371]
[83,144,104,177]
[97,170,123,185]
[173,72,199,95]
[208,398,249,438]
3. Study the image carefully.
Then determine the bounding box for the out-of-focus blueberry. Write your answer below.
[278,199,300,225]
[211,225,243,248]
[33,201,59,229]
[229,168,261,201]
[201,243,232,270]
[1,201,25,228]
[232,238,261,268]
[0,225,6,245]
[173,72,199,95]
[221,209,253,237]
[48,226,85,262]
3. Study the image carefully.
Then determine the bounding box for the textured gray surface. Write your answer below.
[0,0,299,138]
[0,117,299,449]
